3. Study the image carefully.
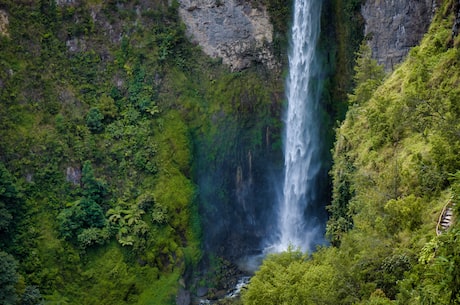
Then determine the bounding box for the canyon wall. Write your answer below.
[362,0,436,71]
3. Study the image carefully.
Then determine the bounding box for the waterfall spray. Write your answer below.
[273,0,325,253]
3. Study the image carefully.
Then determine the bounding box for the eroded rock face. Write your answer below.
[178,0,278,71]
[362,0,436,71]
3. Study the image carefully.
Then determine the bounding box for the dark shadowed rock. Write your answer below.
[176,288,191,305]
[196,286,208,297]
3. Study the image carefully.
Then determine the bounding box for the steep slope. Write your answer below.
[0,0,285,304]
[0,1,200,304]
[243,0,460,303]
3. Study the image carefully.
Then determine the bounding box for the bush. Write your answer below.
[0,251,19,305]
[86,107,104,133]
[20,285,43,305]
[77,227,111,249]
[243,248,340,305]
[384,195,423,234]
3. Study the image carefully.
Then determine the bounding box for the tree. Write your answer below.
[242,248,340,305]
[86,107,104,133]
[97,94,118,122]
[0,251,19,305]
[20,285,44,305]
[58,199,109,249]
[58,161,109,246]
[348,42,385,105]
[384,195,423,234]
[81,161,107,203]
[0,163,19,232]
[0,163,24,250]
[107,202,148,249]
[57,202,85,241]
[80,197,106,228]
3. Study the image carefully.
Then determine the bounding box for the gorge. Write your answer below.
[0,0,459,304]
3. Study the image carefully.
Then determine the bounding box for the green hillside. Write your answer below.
[2,0,459,304]
[0,1,284,304]
[243,0,460,304]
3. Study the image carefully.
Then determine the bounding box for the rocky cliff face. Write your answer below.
[362,0,436,71]
[178,0,278,71]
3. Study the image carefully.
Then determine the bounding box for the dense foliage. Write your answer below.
[243,0,460,304]
[0,0,284,304]
[5,0,457,303]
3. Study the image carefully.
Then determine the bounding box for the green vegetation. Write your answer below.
[326,0,366,120]
[0,0,285,303]
[244,0,460,304]
[4,0,458,303]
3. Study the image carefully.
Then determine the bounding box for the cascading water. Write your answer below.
[195,2,328,301]
[273,0,325,253]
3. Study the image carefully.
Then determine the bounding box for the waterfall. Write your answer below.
[273,0,325,253]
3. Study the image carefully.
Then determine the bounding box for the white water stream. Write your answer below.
[274,0,324,252]
[198,1,325,303]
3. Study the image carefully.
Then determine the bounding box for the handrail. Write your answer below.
[436,198,454,236]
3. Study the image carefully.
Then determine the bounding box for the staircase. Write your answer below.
[436,200,455,236]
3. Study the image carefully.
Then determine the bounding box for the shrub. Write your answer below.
[86,107,104,133]
[0,251,19,305]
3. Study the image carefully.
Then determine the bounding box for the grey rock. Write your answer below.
[26,173,33,183]
[176,288,191,305]
[56,0,77,5]
[66,166,81,185]
[196,286,208,297]
[66,37,87,53]
[362,0,436,71]
[178,0,279,71]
